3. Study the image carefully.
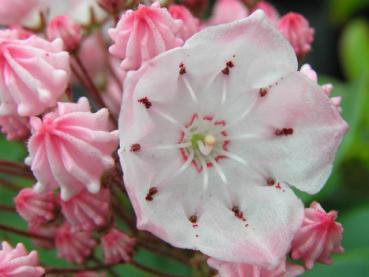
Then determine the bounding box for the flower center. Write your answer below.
[180,114,229,172]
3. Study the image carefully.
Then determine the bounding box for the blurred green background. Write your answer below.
[1,0,369,276]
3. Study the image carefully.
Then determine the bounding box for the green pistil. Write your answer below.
[191,133,205,150]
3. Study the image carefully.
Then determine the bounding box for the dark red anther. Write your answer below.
[130,143,141,152]
[276,183,282,189]
[226,61,234,68]
[189,215,197,224]
[138,97,152,109]
[222,67,229,75]
[275,128,294,136]
[179,63,186,75]
[232,206,246,221]
[145,187,158,201]
[259,88,268,97]
[267,178,275,186]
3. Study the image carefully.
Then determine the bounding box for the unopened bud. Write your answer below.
[47,16,81,52]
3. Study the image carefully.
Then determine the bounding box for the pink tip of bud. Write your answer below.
[291,201,344,269]
[47,16,81,51]
[15,188,57,226]
[101,228,136,264]
[278,12,314,59]
[0,114,30,141]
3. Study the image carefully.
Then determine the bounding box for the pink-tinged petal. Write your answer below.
[28,223,58,249]
[119,10,346,266]
[15,188,58,226]
[0,242,44,277]
[27,97,118,200]
[101,228,136,264]
[47,16,81,52]
[208,257,304,277]
[207,0,249,26]
[55,223,96,264]
[291,202,344,269]
[60,188,111,231]
[109,2,183,71]
[0,29,70,117]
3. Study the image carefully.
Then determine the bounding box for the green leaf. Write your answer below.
[0,135,26,162]
[340,19,369,80]
[329,0,369,24]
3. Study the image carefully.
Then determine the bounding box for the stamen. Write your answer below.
[151,107,188,134]
[179,63,186,75]
[199,157,209,190]
[226,133,259,141]
[182,75,198,103]
[221,78,227,104]
[130,143,141,152]
[219,150,247,166]
[145,187,158,201]
[275,128,294,136]
[208,156,228,184]
[144,142,192,151]
[232,206,246,221]
[222,98,258,131]
[189,215,197,223]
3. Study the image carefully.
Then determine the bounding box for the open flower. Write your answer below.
[0,241,44,277]
[291,202,344,269]
[61,188,111,231]
[0,29,70,117]
[208,257,304,277]
[26,97,118,201]
[109,2,183,71]
[118,11,347,266]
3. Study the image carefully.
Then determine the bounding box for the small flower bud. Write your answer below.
[47,16,81,52]
[278,12,314,59]
[97,0,126,14]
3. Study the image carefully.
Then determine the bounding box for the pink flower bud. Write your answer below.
[101,228,136,264]
[278,12,314,59]
[61,188,111,231]
[207,0,248,26]
[109,2,183,71]
[47,16,82,52]
[15,188,57,226]
[0,114,29,141]
[55,223,96,264]
[291,202,344,269]
[26,97,118,201]
[0,29,70,117]
[0,241,44,277]
[169,4,200,40]
[29,223,58,249]
[254,1,279,25]
[97,0,126,14]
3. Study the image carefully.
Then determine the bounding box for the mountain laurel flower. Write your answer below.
[291,202,344,269]
[208,257,304,277]
[55,223,96,264]
[109,2,183,71]
[300,64,341,112]
[207,0,248,26]
[26,97,119,201]
[118,11,347,266]
[0,241,44,277]
[101,228,136,264]
[254,1,279,25]
[0,114,29,141]
[169,5,200,41]
[15,188,57,226]
[0,29,70,117]
[47,16,82,52]
[278,12,314,59]
[61,188,111,231]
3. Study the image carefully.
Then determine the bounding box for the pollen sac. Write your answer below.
[138,97,152,109]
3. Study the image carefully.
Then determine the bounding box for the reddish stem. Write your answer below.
[0,177,23,191]
[0,204,16,212]
[0,224,53,241]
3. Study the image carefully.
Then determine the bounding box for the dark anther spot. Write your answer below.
[267,178,275,186]
[138,97,152,109]
[259,88,268,97]
[145,187,158,201]
[232,206,246,221]
[130,143,141,152]
[275,128,294,136]
[179,63,186,75]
